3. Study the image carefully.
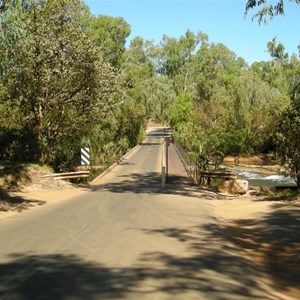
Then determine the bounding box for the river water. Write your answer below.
[223,162,297,187]
[238,171,296,187]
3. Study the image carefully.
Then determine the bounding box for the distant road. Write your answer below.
[0,128,278,299]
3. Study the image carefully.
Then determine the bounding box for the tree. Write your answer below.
[286,54,300,104]
[0,0,121,169]
[276,102,300,189]
[159,31,207,79]
[114,37,156,147]
[267,37,289,61]
[245,0,300,24]
[87,15,131,68]
[169,92,193,128]
[145,76,176,125]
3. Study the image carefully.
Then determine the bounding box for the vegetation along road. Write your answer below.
[0,128,298,299]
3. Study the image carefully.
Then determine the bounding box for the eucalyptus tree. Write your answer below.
[0,0,121,169]
[246,0,300,183]
[252,38,299,107]
[116,37,157,145]
[0,0,35,160]
[87,15,131,68]
[287,54,300,104]
[145,75,176,125]
[169,92,193,129]
[159,30,208,93]
[245,0,300,23]
[266,38,300,105]
[159,30,200,76]
[276,102,300,189]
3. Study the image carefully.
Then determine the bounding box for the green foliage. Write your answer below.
[275,103,300,189]
[1,2,299,181]
[87,14,131,68]
[169,93,193,128]
[0,0,122,170]
[119,36,168,133]
[287,54,300,104]
[267,37,289,61]
[245,0,300,24]
[145,76,176,124]
[161,30,296,168]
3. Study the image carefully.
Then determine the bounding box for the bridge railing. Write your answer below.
[173,140,197,185]
[173,140,236,186]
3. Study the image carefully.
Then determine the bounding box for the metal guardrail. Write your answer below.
[199,170,237,186]
[41,171,89,180]
[173,140,197,185]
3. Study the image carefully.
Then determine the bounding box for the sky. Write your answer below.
[83,0,300,65]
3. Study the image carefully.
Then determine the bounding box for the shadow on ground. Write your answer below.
[0,253,138,300]
[0,249,277,300]
[207,202,300,295]
[1,203,298,299]
[137,201,300,299]
[91,171,224,200]
[0,188,45,213]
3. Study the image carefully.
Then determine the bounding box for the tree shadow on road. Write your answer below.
[135,205,300,299]
[2,202,298,299]
[134,200,299,299]
[0,248,277,300]
[0,253,143,300]
[0,188,45,213]
[91,171,224,200]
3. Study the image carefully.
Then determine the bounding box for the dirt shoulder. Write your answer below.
[0,163,89,219]
[0,186,89,219]
[212,194,300,300]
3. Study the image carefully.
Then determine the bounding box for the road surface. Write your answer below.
[0,128,283,299]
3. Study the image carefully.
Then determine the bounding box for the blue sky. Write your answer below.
[83,0,300,65]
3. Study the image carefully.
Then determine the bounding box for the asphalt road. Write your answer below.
[0,128,279,300]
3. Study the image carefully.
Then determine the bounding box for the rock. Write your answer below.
[217,179,248,195]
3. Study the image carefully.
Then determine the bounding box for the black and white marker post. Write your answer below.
[81,147,90,166]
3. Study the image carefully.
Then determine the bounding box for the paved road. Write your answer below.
[0,128,279,299]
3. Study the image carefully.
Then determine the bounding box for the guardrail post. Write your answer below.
[161,135,171,188]
[161,140,167,188]
[161,165,166,188]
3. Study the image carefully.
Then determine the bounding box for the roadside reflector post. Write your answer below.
[81,147,90,166]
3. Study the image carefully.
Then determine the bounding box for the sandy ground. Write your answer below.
[0,186,87,219]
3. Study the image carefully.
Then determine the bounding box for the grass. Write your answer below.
[251,186,299,201]
[263,188,299,201]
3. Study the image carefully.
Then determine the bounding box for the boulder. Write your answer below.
[217,179,248,195]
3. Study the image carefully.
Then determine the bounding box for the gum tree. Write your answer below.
[245,0,300,24]
[0,0,121,168]
[276,102,300,189]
